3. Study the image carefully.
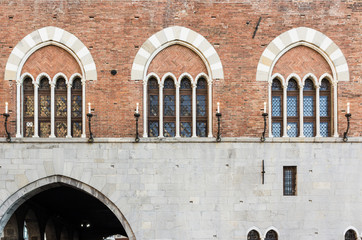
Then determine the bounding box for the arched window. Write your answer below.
[148,77,159,137]
[247,230,260,240]
[71,78,82,137]
[163,77,176,137]
[55,77,67,137]
[287,79,299,137]
[320,78,331,137]
[180,77,192,137]
[271,78,283,137]
[23,77,34,137]
[265,230,278,240]
[196,77,207,137]
[345,229,357,240]
[39,77,51,138]
[303,78,316,137]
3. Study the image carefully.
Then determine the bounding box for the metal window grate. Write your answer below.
[283,166,296,196]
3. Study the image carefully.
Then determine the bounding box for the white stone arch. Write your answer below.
[0,175,136,240]
[144,72,161,86]
[286,73,302,88]
[343,226,359,239]
[271,73,285,86]
[36,72,52,85]
[256,27,349,83]
[5,26,97,81]
[161,72,178,86]
[178,72,193,85]
[131,26,224,81]
[264,226,280,239]
[195,72,210,85]
[319,73,334,86]
[302,73,318,87]
[246,226,262,239]
[20,72,35,85]
[69,73,83,85]
[53,72,68,85]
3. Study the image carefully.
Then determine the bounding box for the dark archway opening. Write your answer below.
[3,186,128,240]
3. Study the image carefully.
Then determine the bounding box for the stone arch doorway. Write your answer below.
[0,175,136,240]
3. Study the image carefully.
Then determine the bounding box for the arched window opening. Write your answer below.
[180,77,192,137]
[345,229,358,240]
[55,78,67,137]
[163,77,176,137]
[265,230,278,240]
[303,78,316,137]
[271,78,283,137]
[39,77,51,138]
[71,78,82,137]
[196,78,207,137]
[287,79,299,137]
[247,230,260,240]
[320,78,331,137]
[23,78,34,137]
[148,77,159,137]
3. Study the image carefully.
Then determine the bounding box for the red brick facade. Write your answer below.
[0,1,360,138]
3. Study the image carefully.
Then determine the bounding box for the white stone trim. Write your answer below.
[256,27,349,82]
[131,26,224,81]
[69,73,82,85]
[36,72,52,85]
[53,72,68,85]
[5,26,97,81]
[285,73,302,87]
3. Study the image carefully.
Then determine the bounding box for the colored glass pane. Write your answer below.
[287,80,298,91]
[164,122,175,137]
[164,79,175,89]
[149,95,159,116]
[320,79,330,91]
[180,122,192,137]
[72,79,82,89]
[72,122,82,138]
[148,79,158,89]
[149,121,159,137]
[24,96,34,117]
[272,80,282,90]
[164,95,175,116]
[197,95,206,116]
[180,95,192,116]
[39,122,51,138]
[180,79,191,89]
[56,96,67,117]
[56,122,67,137]
[40,96,51,117]
[25,122,34,138]
[303,79,314,91]
[197,79,207,89]
[72,95,82,118]
[196,122,207,137]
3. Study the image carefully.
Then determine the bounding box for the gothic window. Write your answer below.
[283,166,296,196]
[196,77,207,137]
[55,78,67,137]
[39,77,51,138]
[71,78,82,137]
[345,229,357,240]
[23,77,34,137]
[271,78,283,137]
[265,230,278,240]
[180,77,192,137]
[303,79,315,137]
[287,79,299,137]
[247,230,260,240]
[148,77,159,137]
[163,78,176,137]
[320,78,331,137]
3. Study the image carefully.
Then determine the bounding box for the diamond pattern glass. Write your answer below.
[164,122,175,137]
[320,79,330,91]
[320,122,329,137]
[24,96,34,117]
[40,95,51,117]
[272,122,281,137]
[287,80,298,91]
[196,122,207,137]
[265,230,278,240]
[180,122,192,137]
[148,79,158,89]
[56,96,67,117]
[164,95,175,116]
[272,80,282,90]
[304,79,314,91]
[72,122,82,137]
[39,122,51,138]
[304,122,314,137]
[287,96,297,117]
[287,122,298,137]
[272,96,281,117]
[164,79,175,89]
[25,122,34,138]
[149,95,159,116]
[247,230,260,240]
[180,79,191,89]
[149,121,159,137]
[197,79,207,89]
[303,96,314,117]
[320,96,328,117]
[180,95,191,116]
[72,95,82,118]
[56,122,67,137]
[197,95,206,116]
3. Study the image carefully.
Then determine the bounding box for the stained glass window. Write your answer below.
[71,78,82,137]
[287,96,297,117]
[272,78,283,137]
[284,166,296,196]
[272,80,282,90]
[196,122,207,137]
[164,78,175,89]
[148,77,159,137]
[164,122,175,137]
[303,96,314,117]
[272,96,281,117]
[55,78,67,137]
[272,122,281,137]
[247,230,260,240]
[196,78,207,137]
[23,78,34,137]
[56,96,67,117]
[180,122,192,137]
[265,230,278,240]
[304,122,314,137]
[287,122,298,137]
[320,122,329,137]
[39,77,51,138]
[180,78,192,137]
[56,122,67,138]
[320,79,330,91]
[303,79,314,91]
[164,95,175,116]
[39,122,51,138]
[345,229,357,240]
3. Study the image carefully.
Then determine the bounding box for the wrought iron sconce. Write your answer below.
[2,112,11,142]
[134,112,140,143]
[87,113,94,143]
[216,112,222,142]
[343,113,351,142]
[261,112,268,142]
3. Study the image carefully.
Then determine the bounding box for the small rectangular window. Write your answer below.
[283,166,296,196]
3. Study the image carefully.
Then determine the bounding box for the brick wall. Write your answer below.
[0,0,360,138]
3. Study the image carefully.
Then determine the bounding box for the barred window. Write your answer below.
[196,77,207,137]
[71,78,82,137]
[345,229,357,240]
[23,77,34,137]
[283,166,297,196]
[265,230,278,240]
[271,78,283,137]
[247,230,260,240]
[148,77,159,137]
[55,77,67,137]
[303,79,315,137]
[39,77,51,138]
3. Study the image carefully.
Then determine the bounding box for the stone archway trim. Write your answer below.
[5,26,97,81]
[131,26,224,81]
[256,27,349,82]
